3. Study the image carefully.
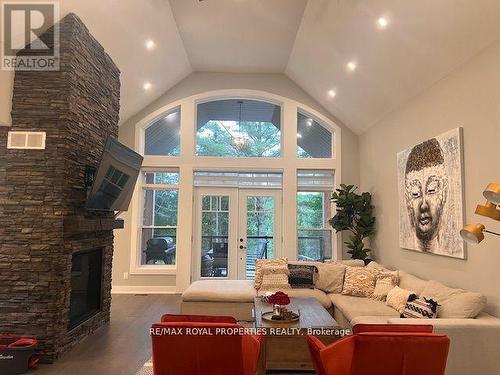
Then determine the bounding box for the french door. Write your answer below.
[193,188,282,280]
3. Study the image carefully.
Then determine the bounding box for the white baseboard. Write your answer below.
[111,285,178,294]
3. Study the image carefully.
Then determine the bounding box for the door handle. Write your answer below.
[239,238,246,250]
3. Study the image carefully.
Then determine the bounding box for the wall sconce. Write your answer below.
[460,182,500,244]
[483,182,500,205]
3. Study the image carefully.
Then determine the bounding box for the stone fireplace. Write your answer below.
[0,14,121,362]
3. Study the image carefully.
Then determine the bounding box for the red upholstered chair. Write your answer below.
[352,323,433,334]
[160,313,237,324]
[307,326,449,375]
[151,315,262,375]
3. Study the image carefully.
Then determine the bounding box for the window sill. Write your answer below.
[129,265,177,275]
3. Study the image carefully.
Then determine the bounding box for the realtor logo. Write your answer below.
[1,1,60,71]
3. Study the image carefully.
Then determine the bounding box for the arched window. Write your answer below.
[297,111,333,158]
[196,99,281,157]
[144,107,180,156]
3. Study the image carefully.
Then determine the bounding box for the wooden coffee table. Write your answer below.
[253,297,343,373]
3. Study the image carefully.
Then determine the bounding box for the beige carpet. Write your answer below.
[135,359,153,375]
[136,359,314,374]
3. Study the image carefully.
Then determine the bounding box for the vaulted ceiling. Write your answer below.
[59,0,500,134]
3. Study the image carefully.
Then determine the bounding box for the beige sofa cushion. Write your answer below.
[326,259,365,267]
[330,294,400,322]
[182,280,257,302]
[421,280,487,318]
[351,315,395,326]
[398,271,429,295]
[366,261,389,271]
[315,263,346,293]
[342,267,377,297]
[258,288,331,308]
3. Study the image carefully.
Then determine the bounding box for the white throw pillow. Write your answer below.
[315,263,346,293]
[420,280,487,318]
[386,286,414,313]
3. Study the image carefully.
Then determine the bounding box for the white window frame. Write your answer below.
[297,109,335,160]
[130,169,179,274]
[141,106,182,158]
[296,190,334,261]
[130,89,343,291]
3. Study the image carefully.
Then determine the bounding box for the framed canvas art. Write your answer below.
[397,128,465,259]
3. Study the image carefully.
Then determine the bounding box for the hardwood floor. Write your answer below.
[34,294,314,375]
[35,294,181,375]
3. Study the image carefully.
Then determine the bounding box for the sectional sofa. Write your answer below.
[181,260,500,375]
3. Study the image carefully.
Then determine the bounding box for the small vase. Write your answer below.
[272,304,285,317]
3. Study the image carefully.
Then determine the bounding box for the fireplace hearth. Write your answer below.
[0,13,121,362]
[69,248,103,331]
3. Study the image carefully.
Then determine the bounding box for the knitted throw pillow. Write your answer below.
[288,264,317,289]
[259,265,291,291]
[371,271,399,301]
[341,267,378,297]
[401,297,439,319]
[386,286,415,313]
[254,258,288,289]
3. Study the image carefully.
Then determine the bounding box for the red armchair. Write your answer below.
[351,323,434,334]
[151,314,262,375]
[307,325,449,375]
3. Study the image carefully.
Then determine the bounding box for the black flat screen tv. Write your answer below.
[85,136,143,212]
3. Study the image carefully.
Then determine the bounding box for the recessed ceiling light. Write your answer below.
[328,89,337,98]
[346,61,357,72]
[377,17,389,29]
[143,82,152,91]
[145,39,156,50]
[297,133,302,138]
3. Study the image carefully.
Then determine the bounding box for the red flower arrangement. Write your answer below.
[267,291,290,306]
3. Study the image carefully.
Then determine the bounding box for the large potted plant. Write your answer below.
[329,184,376,263]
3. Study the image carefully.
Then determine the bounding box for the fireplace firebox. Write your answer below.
[68,248,104,331]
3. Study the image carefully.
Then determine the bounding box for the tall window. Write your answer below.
[297,170,334,261]
[196,99,281,157]
[144,107,180,156]
[297,111,332,158]
[141,171,179,265]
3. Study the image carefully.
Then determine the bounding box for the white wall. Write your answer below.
[0,71,13,126]
[114,72,360,290]
[360,40,500,316]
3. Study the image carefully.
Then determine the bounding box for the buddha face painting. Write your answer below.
[404,139,448,251]
[398,129,464,259]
